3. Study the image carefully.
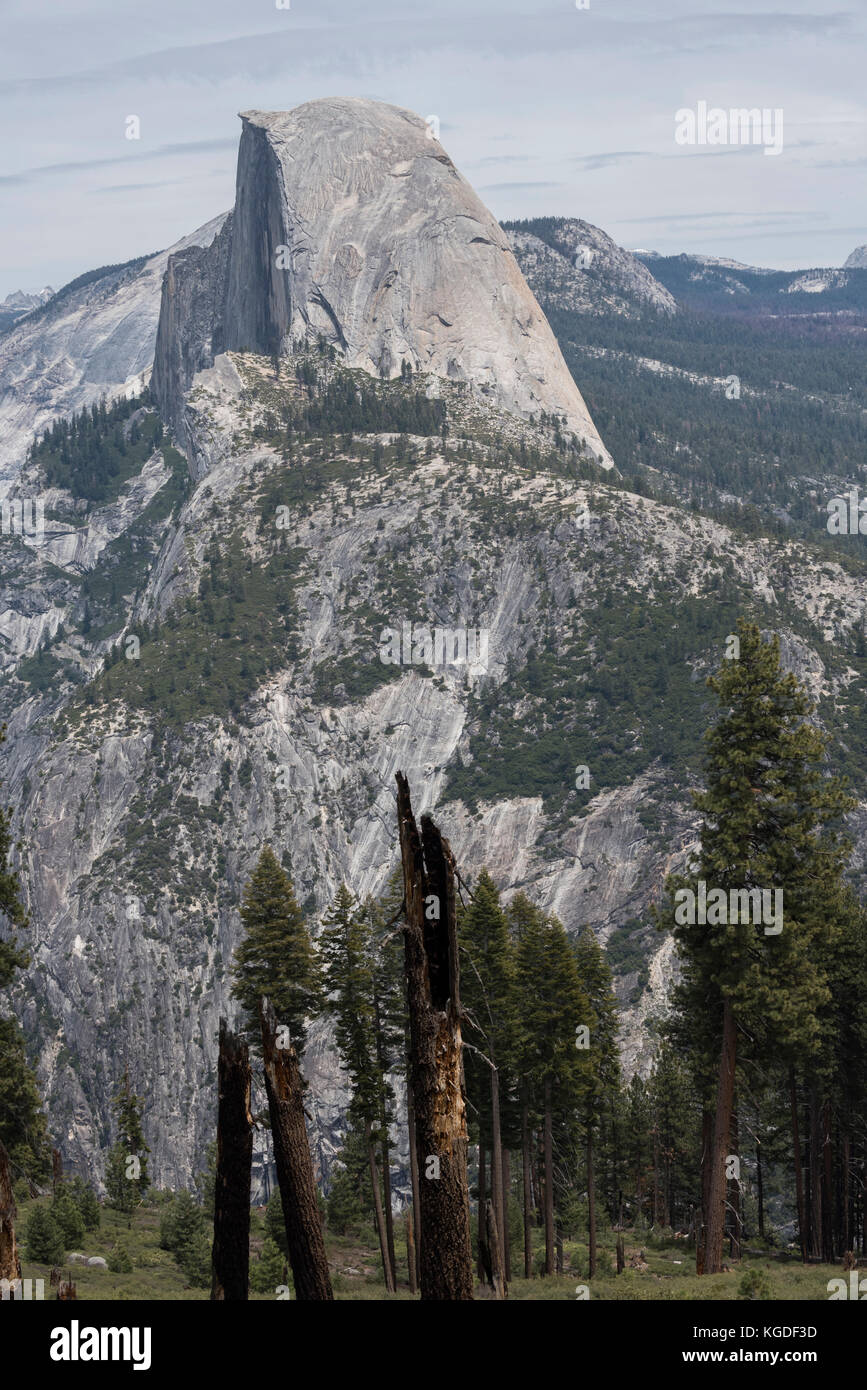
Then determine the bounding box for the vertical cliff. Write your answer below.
[152,98,614,467]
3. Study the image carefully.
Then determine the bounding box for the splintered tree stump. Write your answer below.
[0,1138,21,1286]
[395,771,474,1301]
[259,998,333,1301]
[211,1018,253,1300]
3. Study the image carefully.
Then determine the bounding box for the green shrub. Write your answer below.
[739,1267,772,1300]
[108,1242,133,1273]
[25,1204,65,1264]
[52,1189,85,1247]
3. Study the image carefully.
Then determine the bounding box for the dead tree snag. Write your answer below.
[211,1018,253,1300]
[259,998,333,1301]
[395,771,474,1300]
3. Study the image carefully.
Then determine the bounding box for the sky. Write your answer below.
[0,0,865,298]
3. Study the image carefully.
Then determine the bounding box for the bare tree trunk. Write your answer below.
[0,1139,21,1286]
[486,1199,506,1299]
[405,1212,417,1294]
[502,1148,512,1282]
[790,1068,807,1263]
[406,1076,422,1287]
[521,1099,532,1278]
[808,1089,822,1260]
[729,1108,741,1261]
[543,1077,555,1276]
[258,998,333,1300]
[211,1019,252,1300]
[395,772,473,1301]
[842,1132,851,1255]
[366,1121,396,1293]
[696,1108,713,1274]
[756,1138,765,1241]
[703,1000,736,1275]
[821,1098,833,1264]
[477,1142,487,1282]
[490,1065,506,1292]
[652,1128,660,1228]
[587,1130,597,1278]
[380,1121,397,1287]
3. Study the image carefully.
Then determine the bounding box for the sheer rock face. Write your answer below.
[153,98,613,466]
[843,245,867,269]
[0,216,226,489]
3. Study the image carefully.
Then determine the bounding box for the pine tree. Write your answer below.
[231,846,320,1052]
[25,1203,65,1263]
[573,926,619,1277]
[660,620,854,1273]
[510,895,590,1276]
[320,883,395,1290]
[52,1187,85,1247]
[459,868,515,1283]
[105,1067,149,1211]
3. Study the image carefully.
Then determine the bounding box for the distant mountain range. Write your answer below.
[0,285,54,333]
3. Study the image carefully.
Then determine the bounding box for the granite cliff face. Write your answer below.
[4,342,867,1191]
[152,99,613,466]
[0,216,225,488]
[843,245,867,269]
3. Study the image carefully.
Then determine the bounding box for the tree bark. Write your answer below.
[211,1018,252,1301]
[395,772,474,1300]
[703,999,736,1275]
[490,1065,506,1291]
[543,1077,555,1276]
[366,1121,396,1293]
[0,1138,21,1287]
[486,1199,506,1299]
[380,1119,397,1288]
[502,1148,512,1282]
[258,998,333,1300]
[821,1098,833,1263]
[756,1138,765,1241]
[842,1132,850,1255]
[405,1211,418,1294]
[729,1108,741,1261]
[808,1089,822,1260]
[477,1142,487,1282]
[789,1067,807,1263]
[521,1098,532,1278]
[406,1075,422,1287]
[696,1108,713,1274]
[587,1130,597,1278]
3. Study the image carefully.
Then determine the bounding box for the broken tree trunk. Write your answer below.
[406,1076,422,1287]
[395,771,474,1301]
[211,1018,252,1301]
[259,998,333,1301]
[0,1138,21,1286]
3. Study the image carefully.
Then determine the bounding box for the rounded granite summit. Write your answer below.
[214,97,612,465]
